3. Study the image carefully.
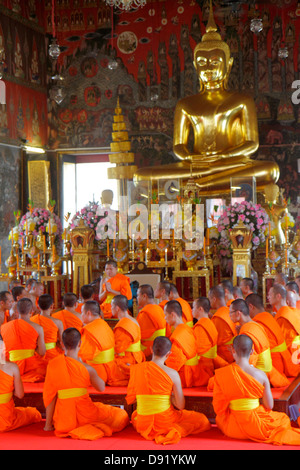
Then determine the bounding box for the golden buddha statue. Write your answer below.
[134,3,279,196]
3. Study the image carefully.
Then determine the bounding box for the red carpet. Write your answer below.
[0,421,299,451]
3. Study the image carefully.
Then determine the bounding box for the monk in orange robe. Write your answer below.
[52,292,83,332]
[76,284,95,314]
[79,300,123,385]
[99,260,132,319]
[270,284,300,359]
[136,284,167,358]
[31,294,64,362]
[111,295,145,383]
[154,280,171,311]
[0,298,47,383]
[0,335,42,432]
[213,334,300,446]
[246,293,300,378]
[0,291,14,327]
[239,277,254,299]
[126,336,210,445]
[169,283,193,327]
[164,300,201,387]
[209,286,237,364]
[43,327,129,440]
[192,297,228,386]
[220,280,235,307]
[229,299,290,388]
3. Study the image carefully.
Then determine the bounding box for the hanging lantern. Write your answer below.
[49,38,61,61]
[278,45,288,60]
[105,0,146,11]
[250,18,263,34]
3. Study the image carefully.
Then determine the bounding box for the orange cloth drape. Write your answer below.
[239,322,290,388]
[176,297,193,326]
[213,363,300,445]
[114,317,145,383]
[100,273,132,319]
[43,354,129,440]
[137,304,166,357]
[52,309,83,332]
[0,319,47,383]
[254,312,300,378]
[211,306,237,363]
[79,318,123,385]
[0,368,41,432]
[31,314,63,362]
[193,317,228,386]
[166,323,201,387]
[126,361,210,445]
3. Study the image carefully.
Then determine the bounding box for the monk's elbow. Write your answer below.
[14,391,24,399]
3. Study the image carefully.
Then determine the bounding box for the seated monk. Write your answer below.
[229,299,290,388]
[239,277,254,299]
[164,300,201,387]
[0,290,14,327]
[27,280,44,315]
[154,280,171,311]
[31,294,64,362]
[43,328,129,440]
[9,286,28,321]
[0,298,47,383]
[220,280,235,307]
[76,284,95,314]
[245,293,300,378]
[99,259,132,319]
[270,284,300,357]
[133,2,279,196]
[126,336,210,445]
[52,293,83,332]
[136,284,167,359]
[213,335,300,445]
[111,295,145,383]
[79,300,122,386]
[169,283,193,327]
[0,335,42,432]
[192,297,228,386]
[209,286,237,364]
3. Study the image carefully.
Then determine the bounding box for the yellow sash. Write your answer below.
[255,348,272,373]
[186,321,193,328]
[91,347,115,364]
[45,342,56,351]
[201,344,217,359]
[136,394,171,415]
[0,392,13,404]
[292,336,300,348]
[58,388,88,400]
[271,341,287,353]
[229,398,260,411]
[185,355,199,366]
[9,349,35,362]
[119,341,142,356]
[141,328,166,350]
[103,293,115,305]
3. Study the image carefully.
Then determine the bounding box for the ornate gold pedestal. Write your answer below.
[70,220,95,296]
[230,220,253,286]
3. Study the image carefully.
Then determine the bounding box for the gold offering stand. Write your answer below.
[229,220,253,287]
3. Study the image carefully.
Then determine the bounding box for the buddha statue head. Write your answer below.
[193,1,233,89]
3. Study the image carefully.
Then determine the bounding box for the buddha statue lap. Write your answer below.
[134,4,279,196]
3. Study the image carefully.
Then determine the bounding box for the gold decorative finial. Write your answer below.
[202,0,222,42]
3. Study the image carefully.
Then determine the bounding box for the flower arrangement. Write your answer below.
[69,201,102,232]
[18,207,63,249]
[217,201,269,257]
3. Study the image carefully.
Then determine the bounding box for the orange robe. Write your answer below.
[31,314,63,362]
[275,306,300,357]
[254,311,300,378]
[79,318,123,386]
[0,319,47,383]
[211,306,237,364]
[166,323,201,387]
[193,317,228,386]
[43,354,129,440]
[76,302,84,313]
[213,363,300,445]
[176,297,193,327]
[52,309,83,332]
[126,361,210,445]
[239,321,290,388]
[137,304,166,357]
[100,273,132,319]
[0,369,41,432]
[114,317,145,383]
